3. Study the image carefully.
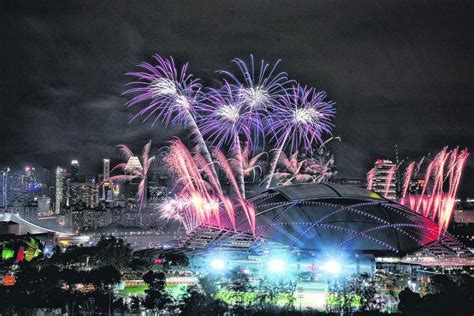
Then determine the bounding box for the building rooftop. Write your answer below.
[268,183,384,201]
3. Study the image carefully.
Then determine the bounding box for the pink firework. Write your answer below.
[108,141,155,213]
[383,165,397,198]
[161,139,259,233]
[229,142,266,183]
[401,161,416,199]
[399,147,469,237]
[164,140,220,228]
[214,148,256,234]
[159,196,198,233]
[272,152,307,185]
[366,167,377,190]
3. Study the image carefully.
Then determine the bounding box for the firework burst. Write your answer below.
[124,54,202,126]
[218,55,290,111]
[198,83,267,197]
[107,141,155,213]
[229,142,267,183]
[367,167,377,191]
[218,55,291,150]
[124,54,217,179]
[198,83,256,148]
[164,139,243,231]
[385,147,470,237]
[264,84,335,188]
[401,161,416,199]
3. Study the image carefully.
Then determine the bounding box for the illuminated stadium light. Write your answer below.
[211,259,225,270]
[268,259,285,273]
[321,260,342,274]
[43,246,52,257]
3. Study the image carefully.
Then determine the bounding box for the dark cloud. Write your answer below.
[0,0,473,196]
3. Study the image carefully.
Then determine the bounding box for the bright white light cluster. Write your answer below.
[321,260,342,274]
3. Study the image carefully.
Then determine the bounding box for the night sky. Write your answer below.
[1,0,473,196]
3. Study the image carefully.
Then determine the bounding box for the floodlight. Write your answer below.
[268,259,285,273]
[211,259,225,270]
[321,260,342,274]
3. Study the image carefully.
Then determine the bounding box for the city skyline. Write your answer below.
[1,0,473,196]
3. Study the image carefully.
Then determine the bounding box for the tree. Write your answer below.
[130,296,142,313]
[93,236,133,270]
[179,285,208,315]
[419,274,474,316]
[179,285,228,316]
[326,279,355,315]
[199,274,221,298]
[0,237,134,314]
[255,277,296,313]
[113,297,129,314]
[350,273,378,311]
[398,287,421,315]
[47,236,132,270]
[225,268,252,314]
[142,271,173,312]
[90,265,121,290]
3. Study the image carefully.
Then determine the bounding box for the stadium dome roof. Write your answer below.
[232,183,439,255]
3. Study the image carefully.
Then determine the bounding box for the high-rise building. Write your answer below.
[112,183,120,198]
[103,159,110,181]
[102,159,111,201]
[369,159,397,200]
[70,160,80,182]
[22,200,39,222]
[124,156,145,205]
[148,185,167,203]
[125,156,143,173]
[23,166,36,185]
[36,196,51,215]
[22,166,41,194]
[39,168,52,197]
[55,167,65,213]
[68,183,99,208]
[1,167,9,207]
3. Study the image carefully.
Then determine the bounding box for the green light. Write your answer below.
[2,248,14,260]
[370,192,381,199]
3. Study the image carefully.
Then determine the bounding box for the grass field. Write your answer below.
[120,284,149,295]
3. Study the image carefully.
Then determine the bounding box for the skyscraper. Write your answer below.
[55,167,65,213]
[369,159,397,200]
[1,167,9,207]
[102,159,111,201]
[68,183,99,208]
[124,156,143,173]
[70,160,79,182]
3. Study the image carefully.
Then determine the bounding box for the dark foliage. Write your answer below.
[398,274,474,316]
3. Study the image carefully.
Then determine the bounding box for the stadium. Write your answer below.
[181,184,472,276]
